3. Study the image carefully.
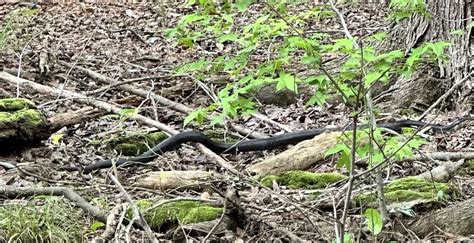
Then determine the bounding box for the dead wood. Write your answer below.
[133,170,224,191]
[404,152,474,162]
[399,197,474,237]
[92,204,124,243]
[1,67,36,81]
[58,61,269,139]
[48,106,102,131]
[416,160,466,182]
[0,98,100,153]
[177,216,232,240]
[109,175,158,242]
[57,61,193,114]
[0,98,50,152]
[0,71,238,174]
[247,131,342,177]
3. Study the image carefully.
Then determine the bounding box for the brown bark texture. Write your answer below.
[382,1,472,112]
[401,197,474,237]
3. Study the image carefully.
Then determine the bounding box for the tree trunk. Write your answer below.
[398,197,474,237]
[381,0,472,113]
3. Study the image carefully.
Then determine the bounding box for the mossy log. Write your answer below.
[91,131,167,156]
[260,171,346,189]
[0,98,50,152]
[0,98,101,153]
[133,199,231,240]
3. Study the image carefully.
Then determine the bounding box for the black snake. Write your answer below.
[63,116,472,173]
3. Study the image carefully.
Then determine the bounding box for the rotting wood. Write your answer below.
[48,106,102,131]
[133,170,224,191]
[247,131,342,177]
[401,197,474,237]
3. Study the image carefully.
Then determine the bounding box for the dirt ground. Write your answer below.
[1,2,473,242]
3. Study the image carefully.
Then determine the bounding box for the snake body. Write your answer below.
[67,116,471,173]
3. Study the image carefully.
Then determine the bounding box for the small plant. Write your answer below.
[0,196,85,242]
[325,128,428,170]
[165,1,449,127]
[388,0,429,22]
[0,7,38,49]
[364,208,383,236]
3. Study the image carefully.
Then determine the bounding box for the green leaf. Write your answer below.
[236,0,252,11]
[306,91,328,106]
[218,33,238,43]
[344,233,353,243]
[336,151,351,170]
[222,14,234,24]
[364,71,382,87]
[333,38,355,52]
[467,22,474,30]
[325,143,350,157]
[374,49,403,63]
[90,221,105,231]
[184,108,207,126]
[179,13,206,25]
[305,75,327,86]
[185,0,197,6]
[276,72,299,92]
[301,54,320,65]
[176,59,208,74]
[178,37,195,47]
[50,133,64,145]
[423,42,450,59]
[210,114,225,126]
[407,137,427,149]
[164,28,179,38]
[119,108,138,121]
[287,36,308,49]
[364,208,383,235]
[371,151,384,165]
[367,32,388,41]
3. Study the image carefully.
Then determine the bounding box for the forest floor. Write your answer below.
[0,2,473,242]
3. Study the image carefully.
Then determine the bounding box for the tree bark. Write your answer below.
[381,0,472,113]
[399,197,474,237]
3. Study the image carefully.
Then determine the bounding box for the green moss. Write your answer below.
[355,177,452,204]
[133,200,223,228]
[95,131,167,156]
[385,177,450,192]
[466,159,474,171]
[181,206,223,224]
[0,109,43,127]
[458,159,474,176]
[385,190,438,202]
[0,98,36,112]
[260,171,346,189]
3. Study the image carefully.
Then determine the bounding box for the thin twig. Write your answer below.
[109,175,158,243]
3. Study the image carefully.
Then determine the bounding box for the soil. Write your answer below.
[0,2,472,242]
